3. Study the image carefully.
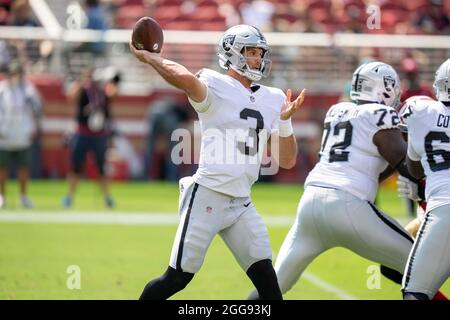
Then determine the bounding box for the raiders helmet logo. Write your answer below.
[383,76,396,92]
[222,35,235,51]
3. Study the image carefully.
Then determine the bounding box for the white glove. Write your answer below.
[397,175,420,201]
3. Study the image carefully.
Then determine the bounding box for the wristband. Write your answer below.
[279,118,293,137]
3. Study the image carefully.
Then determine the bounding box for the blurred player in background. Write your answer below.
[399,58,450,300]
[61,67,115,209]
[0,61,42,209]
[248,61,437,299]
[130,24,304,300]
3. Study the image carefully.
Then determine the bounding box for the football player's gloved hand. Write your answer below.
[397,175,420,201]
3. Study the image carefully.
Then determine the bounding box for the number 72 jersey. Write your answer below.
[402,98,450,211]
[305,102,400,203]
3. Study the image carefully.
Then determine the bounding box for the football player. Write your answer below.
[399,59,450,300]
[248,61,426,299]
[130,25,304,300]
[380,95,447,300]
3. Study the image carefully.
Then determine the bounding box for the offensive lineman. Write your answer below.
[130,25,305,300]
[249,61,419,299]
[400,58,450,300]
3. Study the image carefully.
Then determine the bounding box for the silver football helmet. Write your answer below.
[433,58,450,102]
[350,61,401,108]
[217,24,271,82]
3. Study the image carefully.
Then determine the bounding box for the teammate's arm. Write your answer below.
[406,157,425,180]
[129,43,206,103]
[379,166,396,183]
[373,128,407,171]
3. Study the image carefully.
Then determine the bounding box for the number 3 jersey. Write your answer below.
[188,68,285,198]
[402,98,450,211]
[305,102,399,203]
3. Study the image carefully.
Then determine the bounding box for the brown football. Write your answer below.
[131,17,164,53]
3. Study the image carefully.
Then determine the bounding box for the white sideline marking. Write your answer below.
[0,211,408,227]
[0,211,296,227]
[302,272,359,300]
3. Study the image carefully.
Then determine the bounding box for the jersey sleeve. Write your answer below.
[399,100,416,127]
[407,131,421,161]
[187,69,217,113]
[401,102,421,161]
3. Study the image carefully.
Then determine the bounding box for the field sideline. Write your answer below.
[0,180,448,300]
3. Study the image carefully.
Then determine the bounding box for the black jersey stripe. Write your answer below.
[368,202,414,244]
[176,183,199,272]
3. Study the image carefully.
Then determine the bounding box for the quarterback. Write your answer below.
[130,24,304,300]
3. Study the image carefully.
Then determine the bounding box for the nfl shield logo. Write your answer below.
[206,206,213,214]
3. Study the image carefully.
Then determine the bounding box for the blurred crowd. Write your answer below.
[109,0,450,34]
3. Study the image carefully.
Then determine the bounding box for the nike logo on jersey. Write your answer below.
[244,202,251,207]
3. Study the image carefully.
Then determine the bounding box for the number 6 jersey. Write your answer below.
[188,68,285,198]
[402,98,450,212]
[305,102,400,202]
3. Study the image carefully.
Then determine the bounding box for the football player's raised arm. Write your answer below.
[129,42,207,103]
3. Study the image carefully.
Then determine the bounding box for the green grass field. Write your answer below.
[0,180,448,300]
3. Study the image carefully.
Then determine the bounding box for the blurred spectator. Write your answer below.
[144,99,191,181]
[239,0,274,32]
[0,40,11,72]
[8,0,36,26]
[110,130,143,179]
[7,0,53,71]
[0,61,42,209]
[61,67,115,209]
[218,0,241,28]
[0,0,12,25]
[413,0,450,34]
[8,0,38,68]
[71,0,109,55]
[400,56,433,101]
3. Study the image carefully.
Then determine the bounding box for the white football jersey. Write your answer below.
[305,102,400,202]
[188,68,285,197]
[402,98,450,211]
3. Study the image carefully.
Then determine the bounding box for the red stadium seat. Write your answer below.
[156,0,183,5]
[197,0,219,8]
[154,5,184,22]
[162,20,198,30]
[308,0,331,10]
[196,19,226,31]
[115,5,147,28]
[192,6,221,21]
[381,9,409,32]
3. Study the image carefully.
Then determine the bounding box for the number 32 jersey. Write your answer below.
[402,99,450,211]
[188,68,285,198]
[305,102,400,203]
